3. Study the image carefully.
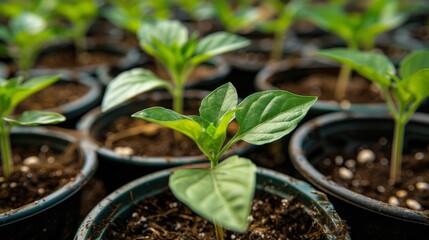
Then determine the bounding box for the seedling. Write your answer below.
[0,75,66,177]
[319,48,429,184]
[132,82,317,238]
[256,0,306,62]
[303,0,413,101]
[53,0,98,60]
[102,20,250,115]
[214,0,263,34]
[175,0,214,22]
[102,0,172,34]
[0,12,62,76]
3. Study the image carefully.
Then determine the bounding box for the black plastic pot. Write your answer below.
[75,166,349,239]
[0,127,97,240]
[77,90,253,192]
[16,72,102,128]
[289,112,429,240]
[96,55,230,92]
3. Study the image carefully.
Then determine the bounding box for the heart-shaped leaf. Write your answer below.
[400,50,429,79]
[102,68,171,112]
[401,69,429,102]
[200,82,237,126]
[235,90,317,145]
[4,111,65,126]
[138,20,188,49]
[318,48,395,88]
[169,155,256,233]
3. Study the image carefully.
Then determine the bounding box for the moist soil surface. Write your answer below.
[315,137,429,211]
[14,81,89,114]
[105,190,344,240]
[272,72,384,104]
[98,98,243,158]
[0,144,81,213]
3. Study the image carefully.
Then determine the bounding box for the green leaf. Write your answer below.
[401,69,429,102]
[102,68,171,112]
[399,50,429,79]
[318,48,395,88]
[138,20,188,49]
[200,82,238,126]
[192,32,250,65]
[4,111,65,126]
[235,90,317,145]
[10,12,47,35]
[169,156,256,232]
[132,106,203,141]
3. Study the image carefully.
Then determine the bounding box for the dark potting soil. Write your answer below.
[105,190,344,240]
[14,81,89,114]
[98,99,243,158]
[223,50,270,69]
[36,48,124,69]
[274,73,384,104]
[0,144,81,213]
[315,137,429,211]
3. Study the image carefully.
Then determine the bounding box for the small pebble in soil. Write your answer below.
[396,189,408,198]
[378,137,388,145]
[377,186,386,193]
[9,182,17,188]
[23,156,40,165]
[40,145,50,153]
[352,180,360,187]
[1,183,7,188]
[339,100,351,109]
[416,182,429,191]
[38,188,45,194]
[388,196,400,206]
[47,156,55,163]
[335,156,344,166]
[345,159,356,168]
[323,158,331,166]
[407,185,415,191]
[0,177,4,182]
[357,149,375,164]
[132,212,139,218]
[339,167,354,180]
[380,157,389,166]
[114,146,134,156]
[405,199,422,210]
[414,152,425,160]
[20,166,30,172]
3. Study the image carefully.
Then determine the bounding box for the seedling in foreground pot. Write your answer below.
[319,48,429,184]
[132,82,317,238]
[302,0,414,101]
[0,75,66,178]
[102,20,250,115]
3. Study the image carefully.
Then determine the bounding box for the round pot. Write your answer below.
[96,55,230,92]
[255,58,389,118]
[15,72,102,128]
[75,166,349,239]
[0,127,97,240]
[289,112,429,239]
[77,90,253,192]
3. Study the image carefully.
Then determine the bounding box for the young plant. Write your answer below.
[0,12,63,76]
[303,0,414,101]
[53,0,98,59]
[102,20,250,115]
[0,75,66,177]
[131,82,317,238]
[175,0,215,22]
[318,48,429,184]
[256,0,306,62]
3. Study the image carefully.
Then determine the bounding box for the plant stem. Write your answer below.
[334,64,351,101]
[389,117,405,185]
[0,120,12,178]
[215,223,224,240]
[270,29,287,62]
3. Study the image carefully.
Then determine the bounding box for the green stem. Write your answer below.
[390,117,405,185]
[270,29,287,62]
[334,64,351,101]
[215,223,224,240]
[0,120,13,178]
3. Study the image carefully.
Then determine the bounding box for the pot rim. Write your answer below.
[0,127,97,226]
[289,111,429,225]
[255,57,389,113]
[77,90,253,166]
[75,166,348,239]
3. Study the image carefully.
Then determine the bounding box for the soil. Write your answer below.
[0,143,81,213]
[315,137,429,211]
[14,81,89,114]
[271,69,385,104]
[105,190,346,240]
[98,98,243,158]
[36,46,124,70]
